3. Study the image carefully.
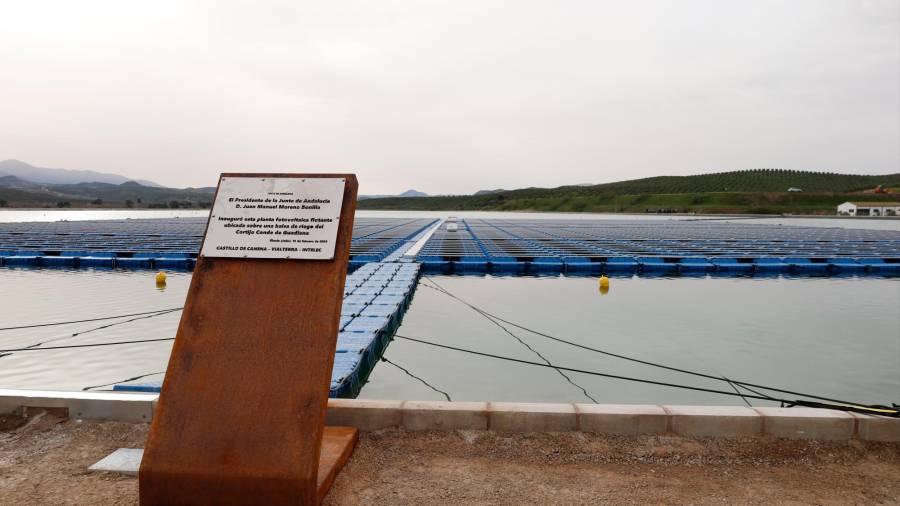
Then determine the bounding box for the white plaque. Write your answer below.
[201,176,345,260]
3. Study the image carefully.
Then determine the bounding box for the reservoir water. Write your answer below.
[0,210,898,406]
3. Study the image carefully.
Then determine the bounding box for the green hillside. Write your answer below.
[358,169,900,214]
[555,169,900,194]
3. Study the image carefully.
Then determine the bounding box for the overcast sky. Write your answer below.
[0,1,897,194]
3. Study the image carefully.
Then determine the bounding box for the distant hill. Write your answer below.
[0,175,37,188]
[0,159,162,187]
[358,189,428,200]
[358,169,900,215]
[0,178,214,209]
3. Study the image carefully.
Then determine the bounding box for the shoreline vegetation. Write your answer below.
[2,169,898,214]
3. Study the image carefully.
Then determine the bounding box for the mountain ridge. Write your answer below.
[0,159,162,187]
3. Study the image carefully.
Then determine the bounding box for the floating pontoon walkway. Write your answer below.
[416,219,900,275]
[0,217,437,268]
[113,261,422,398]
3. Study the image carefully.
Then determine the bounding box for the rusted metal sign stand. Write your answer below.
[140,173,359,505]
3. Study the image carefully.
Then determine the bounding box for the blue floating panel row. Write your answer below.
[0,217,438,268]
[0,251,196,269]
[417,254,900,276]
[416,219,900,276]
[464,218,900,242]
[114,261,423,398]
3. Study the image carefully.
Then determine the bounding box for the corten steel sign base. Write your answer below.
[139,174,359,505]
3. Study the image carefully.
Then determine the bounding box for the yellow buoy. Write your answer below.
[155,271,167,285]
[598,275,610,295]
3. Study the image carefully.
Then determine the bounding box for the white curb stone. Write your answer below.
[755,407,854,440]
[665,405,762,437]
[403,401,488,431]
[488,402,577,432]
[850,412,900,442]
[575,404,668,435]
[325,399,404,430]
[0,389,157,423]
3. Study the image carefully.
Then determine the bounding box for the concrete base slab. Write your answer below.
[89,448,143,475]
[86,426,359,501]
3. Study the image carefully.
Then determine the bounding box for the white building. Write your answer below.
[837,201,900,216]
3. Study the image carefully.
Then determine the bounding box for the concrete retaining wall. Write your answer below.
[1,390,897,442]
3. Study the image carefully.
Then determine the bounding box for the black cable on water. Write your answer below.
[0,307,184,332]
[381,356,452,402]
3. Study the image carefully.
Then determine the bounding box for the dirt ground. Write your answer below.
[2,413,899,505]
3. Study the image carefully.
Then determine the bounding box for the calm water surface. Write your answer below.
[0,268,897,406]
[363,274,900,405]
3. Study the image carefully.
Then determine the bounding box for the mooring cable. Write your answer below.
[82,371,166,391]
[0,308,182,358]
[67,308,182,339]
[419,277,870,407]
[381,356,452,402]
[422,278,600,403]
[395,333,779,400]
[0,337,175,353]
[722,376,753,407]
[0,307,184,332]
[392,334,899,417]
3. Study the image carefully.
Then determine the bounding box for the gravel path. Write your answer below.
[2,413,899,505]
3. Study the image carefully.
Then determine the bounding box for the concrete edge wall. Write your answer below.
[0,389,158,423]
[1,391,897,442]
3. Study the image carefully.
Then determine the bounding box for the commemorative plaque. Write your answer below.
[202,177,345,260]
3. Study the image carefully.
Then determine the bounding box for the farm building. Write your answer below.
[837,201,900,216]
